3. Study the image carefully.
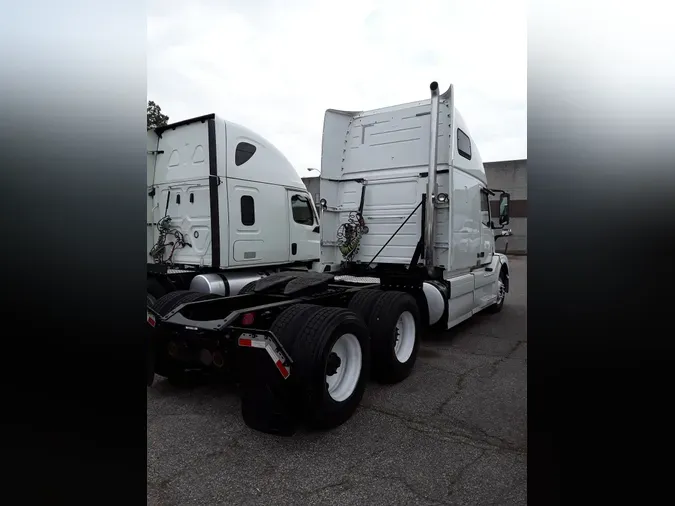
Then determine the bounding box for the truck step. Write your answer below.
[334,275,381,284]
[166,269,195,274]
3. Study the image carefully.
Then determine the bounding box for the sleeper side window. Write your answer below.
[240,195,255,226]
[235,142,256,166]
[457,129,472,160]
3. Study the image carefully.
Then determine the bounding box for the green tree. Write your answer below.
[147,100,170,130]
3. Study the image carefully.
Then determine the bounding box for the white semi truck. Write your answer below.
[146,82,512,436]
[146,115,321,302]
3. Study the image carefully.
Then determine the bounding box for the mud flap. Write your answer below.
[237,345,299,436]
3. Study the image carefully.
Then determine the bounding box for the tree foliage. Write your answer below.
[147,100,169,130]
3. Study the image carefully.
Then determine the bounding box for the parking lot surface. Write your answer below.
[148,256,527,505]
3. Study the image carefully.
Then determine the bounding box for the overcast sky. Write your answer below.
[148,0,526,178]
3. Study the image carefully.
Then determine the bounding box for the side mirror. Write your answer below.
[498,192,510,226]
[313,225,320,233]
[319,198,327,209]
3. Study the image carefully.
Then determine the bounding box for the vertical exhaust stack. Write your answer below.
[424,81,440,273]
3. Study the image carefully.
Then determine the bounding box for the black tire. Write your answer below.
[153,290,219,317]
[368,291,422,384]
[238,280,258,295]
[239,303,324,435]
[261,303,325,383]
[278,306,370,430]
[485,269,507,314]
[270,304,324,338]
[347,289,383,323]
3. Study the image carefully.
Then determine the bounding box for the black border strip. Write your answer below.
[207,118,221,268]
[418,168,450,178]
[154,113,216,135]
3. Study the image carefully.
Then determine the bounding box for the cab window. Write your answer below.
[480,190,491,226]
[291,194,314,226]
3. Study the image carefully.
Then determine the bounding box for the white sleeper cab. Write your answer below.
[147,82,513,437]
[317,81,512,331]
[146,115,320,301]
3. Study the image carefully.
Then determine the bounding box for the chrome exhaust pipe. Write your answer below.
[424,81,440,272]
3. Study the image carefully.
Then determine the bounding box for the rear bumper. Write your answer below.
[147,305,293,374]
[146,305,300,434]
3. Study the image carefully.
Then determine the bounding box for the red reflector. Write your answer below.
[241,313,255,326]
[147,316,156,327]
[275,360,290,379]
[238,338,252,347]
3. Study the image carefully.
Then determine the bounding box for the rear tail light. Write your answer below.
[241,312,255,326]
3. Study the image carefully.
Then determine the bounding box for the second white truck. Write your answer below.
[147,82,512,435]
[146,115,321,302]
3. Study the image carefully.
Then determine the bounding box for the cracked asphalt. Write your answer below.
[148,256,527,505]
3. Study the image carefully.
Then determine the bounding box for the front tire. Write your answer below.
[485,270,507,314]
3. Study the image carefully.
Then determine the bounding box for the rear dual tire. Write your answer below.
[267,305,371,430]
[265,289,421,431]
[354,291,422,384]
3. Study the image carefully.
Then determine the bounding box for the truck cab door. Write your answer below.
[479,188,494,265]
[287,190,320,262]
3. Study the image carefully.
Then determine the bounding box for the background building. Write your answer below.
[485,159,527,255]
[302,175,320,204]
[301,158,527,255]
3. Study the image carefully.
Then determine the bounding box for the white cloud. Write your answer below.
[148,0,526,177]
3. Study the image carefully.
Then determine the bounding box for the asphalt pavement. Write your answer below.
[147,256,527,505]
